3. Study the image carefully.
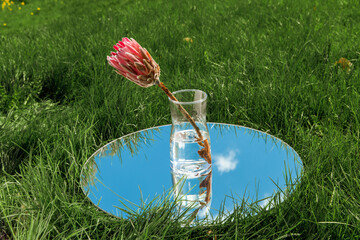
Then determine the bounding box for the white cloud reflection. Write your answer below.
[259,193,272,209]
[259,193,284,210]
[214,150,239,174]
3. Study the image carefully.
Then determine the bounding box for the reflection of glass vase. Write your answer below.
[168,89,212,220]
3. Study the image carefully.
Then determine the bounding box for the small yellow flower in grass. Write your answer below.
[21,2,25,5]
[3,23,7,27]
[37,7,40,10]
[183,37,193,43]
[18,7,21,10]
[10,1,14,4]
[30,12,34,15]
[335,57,353,72]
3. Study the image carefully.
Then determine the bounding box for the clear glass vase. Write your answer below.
[168,89,212,221]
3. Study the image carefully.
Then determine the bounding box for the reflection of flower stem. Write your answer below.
[199,171,212,204]
[185,171,212,225]
[186,207,201,225]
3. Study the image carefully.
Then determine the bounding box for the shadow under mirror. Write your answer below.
[80,123,302,223]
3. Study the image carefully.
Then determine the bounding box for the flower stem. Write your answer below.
[157,81,203,140]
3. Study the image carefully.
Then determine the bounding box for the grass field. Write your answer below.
[1,0,360,238]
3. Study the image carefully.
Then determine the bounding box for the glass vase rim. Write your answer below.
[168,89,207,105]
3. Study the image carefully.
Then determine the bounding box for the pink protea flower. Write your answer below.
[107,37,160,88]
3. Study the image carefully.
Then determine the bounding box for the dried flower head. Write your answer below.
[107,38,160,88]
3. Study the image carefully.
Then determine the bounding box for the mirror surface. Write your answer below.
[81,123,302,220]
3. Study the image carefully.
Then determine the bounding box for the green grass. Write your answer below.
[1,0,360,238]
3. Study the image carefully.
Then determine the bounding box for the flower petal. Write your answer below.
[140,47,151,62]
[143,59,152,72]
[117,41,125,48]
[134,62,146,73]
